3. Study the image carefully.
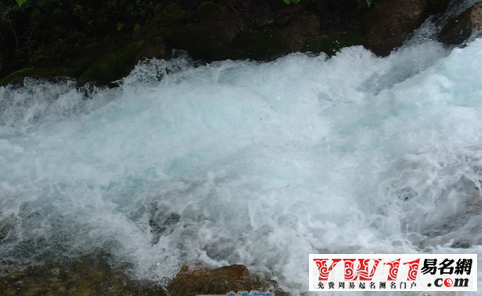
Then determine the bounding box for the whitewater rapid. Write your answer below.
[2,36,482,294]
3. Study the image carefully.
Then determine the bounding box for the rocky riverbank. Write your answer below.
[0,0,477,87]
[0,256,287,296]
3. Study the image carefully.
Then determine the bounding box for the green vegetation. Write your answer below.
[15,0,28,7]
[0,0,167,77]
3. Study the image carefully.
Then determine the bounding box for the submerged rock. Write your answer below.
[168,264,254,296]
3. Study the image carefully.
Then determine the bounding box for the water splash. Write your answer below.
[1,38,482,294]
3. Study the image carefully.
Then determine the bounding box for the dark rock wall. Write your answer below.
[0,0,475,86]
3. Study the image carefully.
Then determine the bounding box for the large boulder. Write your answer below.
[437,2,482,46]
[168,264,253,296]
[363,0,429,56]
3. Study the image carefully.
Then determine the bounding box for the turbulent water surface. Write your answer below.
[2,28,482,294]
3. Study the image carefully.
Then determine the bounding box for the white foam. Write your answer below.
[2,38,482,294]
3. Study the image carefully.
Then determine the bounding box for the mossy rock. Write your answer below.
[231,26,288,61]
[77,44,138,86]
[0,67,78,86]
[154,3,189,26]
[302,31,363,56]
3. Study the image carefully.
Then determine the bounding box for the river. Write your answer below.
[1,15,482,295]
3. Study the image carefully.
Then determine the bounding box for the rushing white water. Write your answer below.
[2,35,482,294]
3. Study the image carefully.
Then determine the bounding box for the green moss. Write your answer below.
[231,26,288,61]
[0,67,78,86]
[77,44,138,86]
[302,31,363,56]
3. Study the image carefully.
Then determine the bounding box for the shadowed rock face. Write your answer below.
[168,264,254,296]
[362,0,429,56]
[437,2,482,46]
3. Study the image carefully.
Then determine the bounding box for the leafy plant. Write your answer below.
[15,0,28,7]
[283,0,301,3]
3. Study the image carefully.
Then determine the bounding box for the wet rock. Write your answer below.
[137,37,168,60]
[251,273,291,296]
[362,0,429,56]
[302,30,363,56]
[0,257,166,296]
[77,44,138,86]
[0,67,78,87]
[168,264,253,296]
[437,2,482,46]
